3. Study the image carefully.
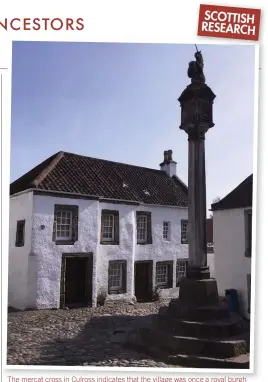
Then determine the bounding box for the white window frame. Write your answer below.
[109,262,124,292]
[181,220,188,244]
[156,263,169,287]
[55,210,73,241]
[102,214,115,241]
[163,221,170,241]
[176,259,188,284]
[137,214,147,243]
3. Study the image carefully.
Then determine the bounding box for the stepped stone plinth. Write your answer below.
[126,291,250,368]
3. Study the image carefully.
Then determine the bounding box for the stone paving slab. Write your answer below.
[7,302,177,367]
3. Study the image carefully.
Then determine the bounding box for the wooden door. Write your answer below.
[60,254,93,308]
[135,261,153,302]
[60,256,67,308]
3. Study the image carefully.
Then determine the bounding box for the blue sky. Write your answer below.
[11,42,255,211]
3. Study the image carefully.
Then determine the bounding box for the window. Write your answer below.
[137,215,147,243]
[15,220,25,247]
[244,209,252,257]
[108,260,127,294]
[207,243,214,253]
[163,221,170,240]
[56,210,72,240]
[136,211,152,244]
[101,210,119,244]
[156,261,173,289]
[181,219,188,244]
[176,260,188,285]
[103,214,114,241]
[53,205,78,245]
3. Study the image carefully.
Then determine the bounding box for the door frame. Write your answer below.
[134,260,153,302]
[60,252,93,309]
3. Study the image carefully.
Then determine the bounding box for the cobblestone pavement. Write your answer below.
[7,302,174,367]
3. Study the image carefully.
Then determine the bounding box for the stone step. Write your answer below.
[126,332,249,369]
[140,328,248,358]
[165,353,250,369]
[158,312,244,338]
[167,302,230,321]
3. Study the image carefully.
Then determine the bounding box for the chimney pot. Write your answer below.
[163,150,169,162]
[167,150,173,161]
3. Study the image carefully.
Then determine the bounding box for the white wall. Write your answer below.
[9,191,218,310]
[8,191,33,310]
[31,195,99,309]
[134,204,188,292]
[207,253,215,278]
[30,195,189,309]
[213,208,251,319]
[97,203,136,299]
[97,203,189,298]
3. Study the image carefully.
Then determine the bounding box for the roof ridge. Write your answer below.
[62,151,166,174]
[10,150,189,207]
[30,151,64,187]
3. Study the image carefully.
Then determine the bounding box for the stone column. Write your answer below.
[178,81,216,279]
[177,81,219,306]
[187,135,209,278]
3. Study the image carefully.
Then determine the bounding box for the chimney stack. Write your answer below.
[167,150,173,161]
[163,150,169,162]
[160,149,177,177]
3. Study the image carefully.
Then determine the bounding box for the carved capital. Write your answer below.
[180,122,213,140]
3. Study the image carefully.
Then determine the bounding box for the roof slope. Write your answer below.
[211,174,253,211]
[10,151,188,207]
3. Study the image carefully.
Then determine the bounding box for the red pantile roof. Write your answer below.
[10,151,188,207]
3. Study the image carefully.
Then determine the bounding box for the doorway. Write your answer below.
[134,261,153,302]
[60,253,93,308]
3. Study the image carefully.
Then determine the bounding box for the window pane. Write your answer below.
[109,263,123,290]
[137,215,147,242]
[156,263,169,286]
[16,220,25,246]
[176,260,188,284]
[103,214,114,240]
[181,221,188,242]
[163,221,169,239]
[56,210,72,240]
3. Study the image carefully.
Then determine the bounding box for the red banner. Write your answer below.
[198,4,261,41]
